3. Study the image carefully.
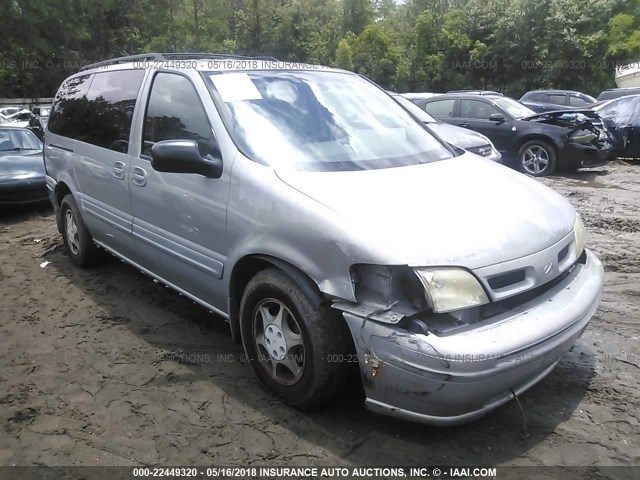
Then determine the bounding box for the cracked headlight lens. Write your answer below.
[414,267,489,313]
[574,214,586,255]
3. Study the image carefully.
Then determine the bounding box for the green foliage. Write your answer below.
[335,36,355,71]
[0,0,637,97]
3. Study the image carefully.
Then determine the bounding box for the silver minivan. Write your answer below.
[45,53,604,425]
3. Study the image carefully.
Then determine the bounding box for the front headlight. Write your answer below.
[574,214,586,255]
[414,267,489,313]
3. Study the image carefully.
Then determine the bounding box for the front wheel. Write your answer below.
[517,140,557,176]
[240,268,352,410]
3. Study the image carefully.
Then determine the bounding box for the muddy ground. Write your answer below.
[0,160,638,469]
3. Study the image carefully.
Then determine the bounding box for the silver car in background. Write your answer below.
[391,92,501,162]
[44,54,603,425]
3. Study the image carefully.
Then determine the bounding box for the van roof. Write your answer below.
[78,52,341,75]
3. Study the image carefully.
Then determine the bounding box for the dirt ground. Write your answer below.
[0,160,638,468]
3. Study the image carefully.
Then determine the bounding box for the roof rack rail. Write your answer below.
[161,52,280,62]
[79,52,280,71]
[79,53,165,71]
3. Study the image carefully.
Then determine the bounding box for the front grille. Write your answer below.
[557,244,570,263]
[480,251,586,320]
[0,184,48,204]
[488,269,526,290]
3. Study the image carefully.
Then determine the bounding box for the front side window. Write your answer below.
[493,98,536,118]
[545,94,566,105]
[424,99,455,118]
[569,95,589,107]
[142,73,213,157]
[460,99,499,120]
[204,71,453,172]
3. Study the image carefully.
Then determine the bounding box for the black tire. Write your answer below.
[60,195,104,267]
[517,139,557,176]
[240,268,352,410]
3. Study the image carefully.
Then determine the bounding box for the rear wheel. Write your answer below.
[240,268,352,410]
[60,195,104,267]
[517,140,557,176]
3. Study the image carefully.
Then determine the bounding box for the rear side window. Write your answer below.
[48,70,144,152]
[142,73,212,156]
[48,74,93,139]
[83,70,145,152]
[424,99,455,118]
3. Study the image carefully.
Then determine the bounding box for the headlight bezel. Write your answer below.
[574,213,586,256]
[414,267,490,314]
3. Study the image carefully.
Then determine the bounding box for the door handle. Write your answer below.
[458,123,470,127]
[132,166,147,187]
[113,161,126,180]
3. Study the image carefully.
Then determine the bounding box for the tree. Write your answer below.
[342,0,374,35]
[335,36,355,70]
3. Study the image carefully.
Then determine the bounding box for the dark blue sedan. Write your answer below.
[0,127,47,207]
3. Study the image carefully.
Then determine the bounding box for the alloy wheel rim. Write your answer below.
[253,298,305,386]
[522,145,550,174]
[65,210,80,255]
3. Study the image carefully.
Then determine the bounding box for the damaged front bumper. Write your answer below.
[339,249,603,426]
[559,141,613,169]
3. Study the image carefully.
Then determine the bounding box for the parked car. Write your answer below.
[597,87,640,101]
[0,109,45,140]
[391,93,501,162]
[0,109,32,127]
[520,90,596,113]
[45,53,603,426]
[0,127,47,207]
[419,93,614,176]
[0,106,23,117]
[590,95,640,158]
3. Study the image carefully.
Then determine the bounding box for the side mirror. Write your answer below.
[150,139,223,178]
[489,113,506,123]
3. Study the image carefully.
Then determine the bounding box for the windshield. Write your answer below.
[0,129,42,152]
[204,71,453,171]
[392,94,437,124]
[494,98,536,118]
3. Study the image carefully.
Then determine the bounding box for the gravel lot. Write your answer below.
[0,160,638,468]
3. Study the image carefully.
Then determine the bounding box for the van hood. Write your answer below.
[276,154,576,270]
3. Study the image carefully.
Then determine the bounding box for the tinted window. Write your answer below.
[424,99,455,118]
[527,93,544,101]
[142,73,212,156]
[569,95,588,107]
[545,94,566,105]
[48,70,144,152]
[460,99,499,119]
[83,70,145,151]
[48,74,93,139]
